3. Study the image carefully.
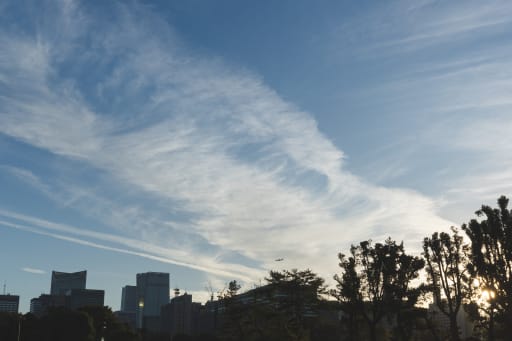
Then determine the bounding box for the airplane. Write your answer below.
[275,258,284,262]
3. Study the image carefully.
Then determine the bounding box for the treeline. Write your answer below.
[220,195,512,341]
[339,195,512,341]
[0,306,139,341]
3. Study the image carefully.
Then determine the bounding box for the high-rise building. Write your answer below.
[118,285,137,330]
[50,270,86,295]
[31,270,103,316]
[0,294,19,313]
[121,285,137,313]
[136,272,170,331]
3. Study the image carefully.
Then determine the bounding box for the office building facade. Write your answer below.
[118,285,137,330]
[161,293,201,336]
[67,289,105,310]
[0,294,19,313]
[30,270,103,316]
[121,285,137,313]
[136,272,170,331]
[30,294,67,316]
[50,270,86,295]
[30,289,104,315]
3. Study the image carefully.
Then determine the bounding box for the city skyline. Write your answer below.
[1,0,512,313]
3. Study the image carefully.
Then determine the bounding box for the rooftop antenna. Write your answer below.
[205,281,214,301]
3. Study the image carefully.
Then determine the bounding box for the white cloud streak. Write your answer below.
[21,267,46,275]
[341,0,512,57]
[0,211,259,282]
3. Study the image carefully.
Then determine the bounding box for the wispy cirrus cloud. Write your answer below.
[0,165,52,195]
[21,267,46,275]
[0,0,454,289]
[328,0,512,221]
[335,0,512,57]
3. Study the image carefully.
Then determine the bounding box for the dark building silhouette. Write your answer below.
[67,289,104,309]
[198,299,221,335]
[114,310,137,331]
[30,289,104,315]
[136,272,170,332]
[116,285,137,330]
[30,294,67,316]
[50,270,86,295]
[161,292,201,336]
[31,269,104,316]
[0,294,19,313]
[121,285,137,313]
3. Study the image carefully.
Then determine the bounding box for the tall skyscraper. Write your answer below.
[0,294,19,313]
[50,270,86,295]
[136,272,170,331]
[121,285,137,313]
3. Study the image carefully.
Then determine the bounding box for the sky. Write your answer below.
[1,0,512,313]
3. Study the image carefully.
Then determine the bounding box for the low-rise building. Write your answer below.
[0,294,19,313]
[161,292,201,336]
[66,289,104,310]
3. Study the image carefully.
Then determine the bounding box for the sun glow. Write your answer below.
[481,289,495,301]
[472,278,497,307]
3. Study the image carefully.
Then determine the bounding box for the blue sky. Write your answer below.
[1,0,512,312]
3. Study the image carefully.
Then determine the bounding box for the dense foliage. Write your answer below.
[0,306,137,341]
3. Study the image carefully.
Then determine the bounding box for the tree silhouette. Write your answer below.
[265,269,327,341]
[0,312,19,341]
[335,238,424,341]
[423,227,470,341]
[333,253,361,340]
[218,280,247,341]
[385,239,425,341]
[79,305,138,341]
[462,195,512,340]
[40,307,95,341]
